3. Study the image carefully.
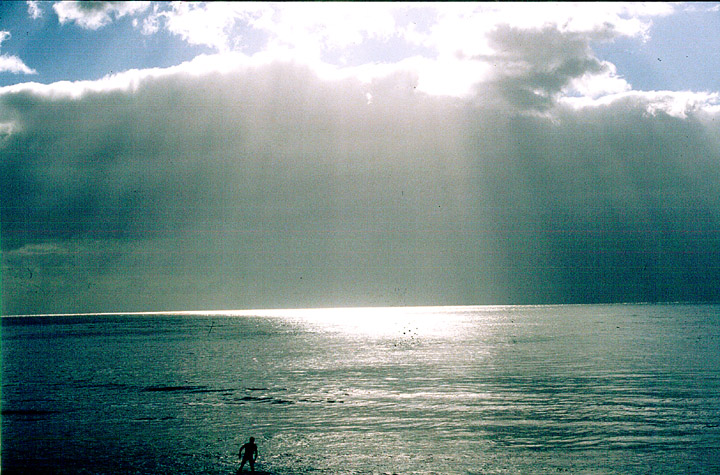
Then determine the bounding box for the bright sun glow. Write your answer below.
[229,306,491,339]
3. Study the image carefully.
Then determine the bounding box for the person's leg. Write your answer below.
[249,459,255,472]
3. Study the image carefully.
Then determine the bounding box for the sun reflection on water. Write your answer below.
[232,305,500,339]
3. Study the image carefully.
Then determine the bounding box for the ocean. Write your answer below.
[2,304,720,474]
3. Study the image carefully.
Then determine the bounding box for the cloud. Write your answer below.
[474,25,614,110]
[683,3,720,13]
[27,1,42,19]
[0,55,37,75]
[131,3,674,81]
[565,61,631,99]
[137,2,273,52]
[139,3,403,55]
[402,2,673,60]
[3,3,719,313]
[114,3,678,102]
[560,89,720,119]
[0,31,37,75]
[1,51,719,314]
[53,1,151,30]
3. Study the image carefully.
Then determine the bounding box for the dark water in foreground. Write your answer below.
[2,304,720,474]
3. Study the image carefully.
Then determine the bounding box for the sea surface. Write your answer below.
[2,304,720,474]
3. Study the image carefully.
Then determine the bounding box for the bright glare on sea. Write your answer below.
[2,304,720,474]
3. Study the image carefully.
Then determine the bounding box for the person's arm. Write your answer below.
[253,445,258,461]
[239,445,245,459]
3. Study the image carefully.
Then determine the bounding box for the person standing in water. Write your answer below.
[238,436,258,473]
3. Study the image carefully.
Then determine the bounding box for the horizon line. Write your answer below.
[3,300,713,318]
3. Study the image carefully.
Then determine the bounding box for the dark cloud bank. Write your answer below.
[2,59,720,314]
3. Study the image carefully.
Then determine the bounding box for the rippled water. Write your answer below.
[2,304,720,474]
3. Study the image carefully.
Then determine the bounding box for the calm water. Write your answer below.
[2,304,720,474]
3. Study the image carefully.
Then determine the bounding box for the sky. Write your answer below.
[2,2,720,315]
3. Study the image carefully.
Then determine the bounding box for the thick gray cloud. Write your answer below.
[2,57,720,314]
[481,25,610,110]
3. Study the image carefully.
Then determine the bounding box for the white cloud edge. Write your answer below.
[0,31,37,75]
[27,1,42,20]
[1,48,718,123]
[47,2,677,53]
[2,2,717,118]
[0,55,37,75]
[53,1,151,30]
[559,89,720,119]
[134,2,677,61]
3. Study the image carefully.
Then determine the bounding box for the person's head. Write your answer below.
[249,437,254,443]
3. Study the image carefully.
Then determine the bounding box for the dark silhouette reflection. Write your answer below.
[238,436,258,473]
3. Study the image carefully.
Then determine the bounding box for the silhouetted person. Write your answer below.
[238,436,258,473]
